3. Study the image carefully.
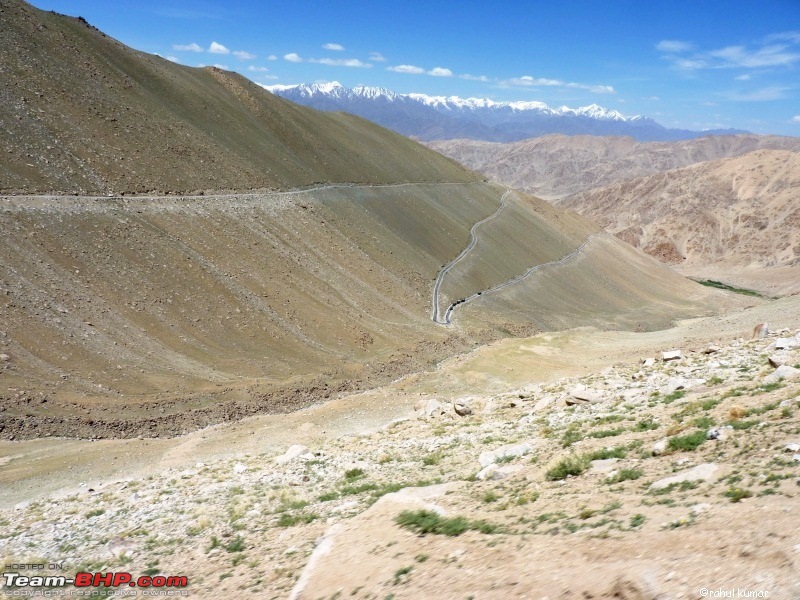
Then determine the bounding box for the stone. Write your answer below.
[771,337,799,350]
[533,395,554,411]
[690,503,712,515]
[752,323,769,339]
[764,365,800,384]
[641,357,655,367]
[652,440,668,456]
[478,442,534,468]
[453,401,472,416]
[661,350,682,361]
[768,355,786,368]
[703,345,721,354]
[589,458,619,474]
[0,353,9,362]
[665,377,686,394]
[418,399,447,418]
[477,463,524,480]
[233,463,247,474]
[785,443,800,453]
[650,463,718,490]
[707,426,733,441]
[276,444,310,465]
[567,385,603,405]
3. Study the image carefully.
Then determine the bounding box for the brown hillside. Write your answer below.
[0,0,474,194]
[428,134,800,200]
[559,149,800,295]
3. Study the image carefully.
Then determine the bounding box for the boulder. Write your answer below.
[752,323,769,339]
[452,400,472,417]
[650,463,718,490]
[476,463,524,481]
[703,345,721,354]
[764,365,800,384]
[276,444,310,465]
[768,354,786,368]
[641,357,655,367]
[661,350,682,361]
[652,439,668,456]
[478,442,534,468]
[567,385,603,405]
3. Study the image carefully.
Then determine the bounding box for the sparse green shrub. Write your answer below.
[663,390,686,403]
[589,428,626,439]
[723,487,753,503]
[635,419,659,431]
[344,468,365,482]
[629,514,646,528]
[395,510,499,536]
[225,536,245,553]
[667,430,707,452]
[545,454,590,481]
[606,468,643,484]
[277,512,318,527]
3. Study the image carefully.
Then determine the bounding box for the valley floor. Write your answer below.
[1,295,799,598]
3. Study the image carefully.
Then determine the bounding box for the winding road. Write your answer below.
[431,189,511,323]
[430,186,598,325]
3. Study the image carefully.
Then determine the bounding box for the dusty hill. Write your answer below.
[559,149,800,296]
[428,134,800,200]
[0,0,747,441]
[1,185,737,439]
[0,0,474,194]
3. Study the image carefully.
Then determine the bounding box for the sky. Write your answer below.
[30,0,800,136]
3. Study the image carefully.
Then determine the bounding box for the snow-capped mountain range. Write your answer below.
[265,82,746,143]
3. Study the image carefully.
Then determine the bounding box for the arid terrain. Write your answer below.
[2,1,798,599]
[2,295,799,598]
[428,134,800,200]
[560,149,800,296]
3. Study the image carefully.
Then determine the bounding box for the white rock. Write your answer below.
[764,365,800,384]
[476,463,524,481]
[533,395,555,411]
[276,444,310,465]
[768,355,786,368]
[452,400,472,416]
[703,345,720,354]
[641,357,655,367]
[0,353,10,362]
[567,385,603,405]
[690,503,712,516]
[650,463,718,490]
[772,337,799,350]
[652,440,668,456]
[478,442,534,468]
[785,443,800,453]
[661,350,682,361]
[589,458,619,474]
[232,463,247,474]
[707,425,733,441]
[665,377,686,393]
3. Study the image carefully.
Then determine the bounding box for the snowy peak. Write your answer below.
[265,82,745,142]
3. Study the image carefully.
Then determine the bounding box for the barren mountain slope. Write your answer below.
[559,149,800,295]
[428,134,800,199]
[0,0,474,194]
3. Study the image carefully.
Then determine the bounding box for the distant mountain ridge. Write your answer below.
[265,82,747,143]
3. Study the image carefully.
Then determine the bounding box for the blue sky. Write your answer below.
[31,0,800,135]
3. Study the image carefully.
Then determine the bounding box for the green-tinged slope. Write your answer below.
[0,0,475,194]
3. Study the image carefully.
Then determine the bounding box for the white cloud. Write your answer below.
[208,41,230,55]
[284,53,303,63]
[323,43,345,51]
[369,52,386,62]
[173,42,203,52]
[710,44,800,68]
[233,50,256,60]
[735,74,751,81]
[247,65,270,72]
[428,67,453,77]
[503,75,615,94]
[310,58,372,68]
[725,86,789,101]
[166,55,180,63]
[791,115,800,123]
[656,40,694,53]
[459,74,490,82]
[267,54,278,61]
[387,64,425,74]
[659,33,800,71]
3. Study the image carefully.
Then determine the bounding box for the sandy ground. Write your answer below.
[3,293,797,509]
